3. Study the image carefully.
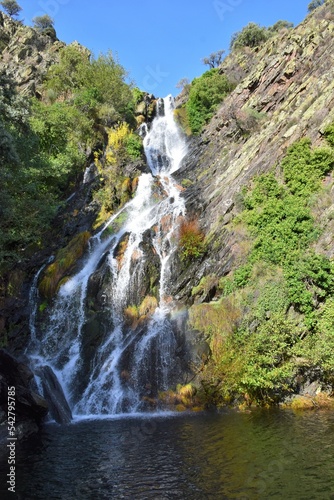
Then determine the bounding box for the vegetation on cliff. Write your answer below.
[0,20,141,277]
[190,128,334,406]
[168,0,334,408]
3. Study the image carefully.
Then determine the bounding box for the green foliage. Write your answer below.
[186,68,234,134]
[230,22,270,51]
[308,0,325,12]
[0,0,21,17]
[324,122,334,148]
[32,14,54,30]
[197,137,334,406]
[268,20,294,32]
[0,73,59,270]
[44,46,134,132]
[281,138,334,197]
[29,99,87,191]
[236,315,299,403]
[241,141,334,324]
[284,252,334,324]
[313,298,334,372]
[45,45,89,97]
[132,87,145,104]
[124,133,143,159]
[0,41,135,274]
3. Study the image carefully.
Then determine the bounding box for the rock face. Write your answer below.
[0,12,64,95]
[36,365,72,424]
[0,349,48,441]
[174,7,334,294]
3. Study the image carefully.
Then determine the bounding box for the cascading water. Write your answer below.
[28,95,188,416]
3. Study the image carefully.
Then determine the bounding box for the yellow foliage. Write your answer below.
[175,404,187,412]
[139,296,158,317]
[93,205,112,231]
[115,236,129,269]
[105,151,117,165]
[121,177,131,193]
[108,122,131,151]
[105,122,131,166]
[132,177,139,193]
[94,151,103,171]
[124,305,139,329]
[290,396,315,410]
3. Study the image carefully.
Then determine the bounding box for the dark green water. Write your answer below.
[1,409,334,499]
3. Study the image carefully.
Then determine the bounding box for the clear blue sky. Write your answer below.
[18,0,310,97]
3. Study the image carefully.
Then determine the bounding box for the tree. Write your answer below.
[186,68,234,134]
[202,50,225,69]
[176,77,190,92]
[32,14,54,30]
[0,0,22,18]
[230,23,269,50]
[308,0,324,11]
[268,20,294,32]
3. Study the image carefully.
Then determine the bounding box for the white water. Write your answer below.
[29,96,188,415]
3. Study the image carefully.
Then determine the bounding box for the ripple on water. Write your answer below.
[1,409,334,500]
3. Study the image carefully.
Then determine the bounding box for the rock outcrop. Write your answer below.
[0,11,63,95]
[0,350,48,441]
[174,6,334,295]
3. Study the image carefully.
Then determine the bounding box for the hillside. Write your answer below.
[173,1,334,406]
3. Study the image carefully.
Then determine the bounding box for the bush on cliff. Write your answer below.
[194,135,334,406]
[186,68,234,134]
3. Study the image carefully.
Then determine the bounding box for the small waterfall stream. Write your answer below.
[28,96,188,416]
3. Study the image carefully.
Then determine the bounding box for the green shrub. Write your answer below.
[268,20,294,32]
[324,122,334,148]
[237,314,300,403]
[186,68,234,134]
[281,138,334,197]
[308,0,325,12]
[124,133,143,159]
[132,87,145,104]
[230,23,270,51]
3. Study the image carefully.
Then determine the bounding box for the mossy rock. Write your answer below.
[93,205,113,231]
[39,231,91,300]
[138,295,158,317]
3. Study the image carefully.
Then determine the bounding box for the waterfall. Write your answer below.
[28,95,188,416]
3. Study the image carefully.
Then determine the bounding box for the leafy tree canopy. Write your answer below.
[308,0,325,12]
[230,23,269,50]
[0,0,21,18]
[32,14,54,30]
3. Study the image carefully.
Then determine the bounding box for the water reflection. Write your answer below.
[1,410,334,499]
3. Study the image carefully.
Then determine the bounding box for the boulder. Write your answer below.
[0,349,48,441]
[36,365,72,424]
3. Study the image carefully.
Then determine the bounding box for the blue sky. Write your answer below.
[18,0,311,97]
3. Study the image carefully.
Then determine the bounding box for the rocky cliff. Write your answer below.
[0,11,64,95]
[174,3,334,299]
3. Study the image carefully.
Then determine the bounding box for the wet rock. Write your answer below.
[36,365,72,424]
[0,349,48,440]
